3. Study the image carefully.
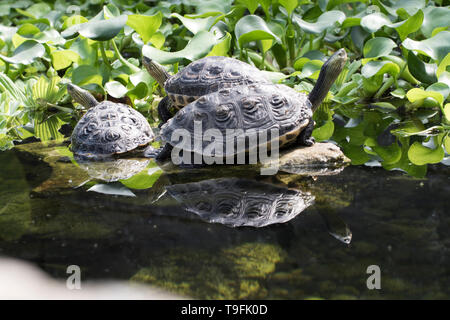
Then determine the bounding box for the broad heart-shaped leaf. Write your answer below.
[388,9,423,41]
[437,53,450,79]
[235,15,280,48]
[0,40,45,65]
[421,6,450,38]
[408,141,444,165]
[126,12,162,44]
[171,13,219,34]
[236,0,259,14]
[105,81,127,98]
[293,10,346,34]
[51,50,79,70]
[402,31,450,63]
[360,12,391,34]
[407,51,437,84]
[207,32,232,57]
[142,31,217,64]
[374,0,425,17]
[279,0,298,16]
[406,88,444,107]
[361,61,400,78]
[79,15,128,41]
[363,37,397,59]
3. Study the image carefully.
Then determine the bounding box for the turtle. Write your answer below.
[142,55,272,125]
[155,49,348,162]
[166,177,315,227]
[67,84,157,160]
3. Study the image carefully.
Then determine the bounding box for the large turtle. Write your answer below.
[155,49,347,162]
[67,84,157,159]
[142,55,272,124]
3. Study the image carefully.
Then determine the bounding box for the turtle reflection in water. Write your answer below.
[166,178,314,228]
[76,158,150,182]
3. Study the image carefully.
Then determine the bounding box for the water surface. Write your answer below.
[0,142,448,299]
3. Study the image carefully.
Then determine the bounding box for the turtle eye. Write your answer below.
[216,104,232,122]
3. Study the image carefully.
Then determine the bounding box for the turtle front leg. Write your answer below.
[157,96,174,127]
[155,143,173,161]
[297,119,315,146]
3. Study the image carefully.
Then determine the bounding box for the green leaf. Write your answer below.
[0,40,45,65]
[105,81,127,98]
[34,115,64,142]
[363,37,397,59]
[360,12,391,33]
[72,65,103,87]
[408,141,444,165]
[207,32,232,57]
[312,120,334,141]
[373,144,402,165]
[407,51,438,84]
[361,61,400,78]
[51,50,79,70]
[126,13,162,44]
[79,15,128,41]
[279,0,298,16]
[402,31,450,63]
[444,135,450,153]
[341,143,370,165]
[437,53,450,79]
[406,88,444,107]
[235,15,280,48]
[421,6,450,38]
[374,0,425,17]
[120,164,163,190]
[293,10,346,34]
[143,31,217,64]
[388,9,423,41]
[171,13,219,34]
[236,0,259,14]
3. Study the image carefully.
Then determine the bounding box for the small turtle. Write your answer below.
[155,49,347,161]
[142,55,272,124]
[67,84,157,159]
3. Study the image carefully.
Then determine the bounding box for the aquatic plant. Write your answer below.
[0,0,448,176]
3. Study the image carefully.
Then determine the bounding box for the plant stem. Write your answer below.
[99,41,111,70]
[111,39,140,73]
[374,77,394,99]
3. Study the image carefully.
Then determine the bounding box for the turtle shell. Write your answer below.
[71,101,154,158]
[160,84,312,157]
[164,56,271,107]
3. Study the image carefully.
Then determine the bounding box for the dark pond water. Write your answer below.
[0,142,449,299]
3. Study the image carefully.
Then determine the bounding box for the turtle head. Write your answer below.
[308,48,347,111]
[142,56,171,87]
[67,83,98,109]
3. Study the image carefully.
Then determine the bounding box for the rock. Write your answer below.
[262,142,350,176]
